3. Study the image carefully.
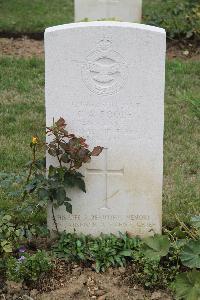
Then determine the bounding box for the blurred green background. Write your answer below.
[0,0,199,41]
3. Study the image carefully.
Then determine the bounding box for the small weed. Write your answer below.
[6,250,53,283]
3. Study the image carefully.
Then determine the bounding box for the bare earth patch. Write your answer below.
[2,262,173,299]
[167,40,200,61]
[0,37,200,61]
[0,37,44,58]
[36,264,173,300]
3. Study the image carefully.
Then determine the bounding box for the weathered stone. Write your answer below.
[45,22,166,237]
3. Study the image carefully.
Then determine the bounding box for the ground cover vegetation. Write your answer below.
[0,57,199,225]
[0,55,200,298]
[1,213,200,299]
[144,0,200,41]
[0,0,199,42]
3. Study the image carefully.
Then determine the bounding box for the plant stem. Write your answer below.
[27,145,36,182]
[52,204,59,235]
[22,145,36,201]
[56,138,62,167]
[69,160,74,170]
[175,214,198,240]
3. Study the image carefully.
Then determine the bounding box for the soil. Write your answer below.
[1,262,173,300]
[167,40,200,61]
[0,37,44,58]
[37,267,173,300]
[0,37,199,61]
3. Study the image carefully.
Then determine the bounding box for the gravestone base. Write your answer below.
[48,206,160,237]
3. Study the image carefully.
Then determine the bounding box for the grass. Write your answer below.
[0,58,45,171]
[0,57,45,215]
[0,56,199,227]
[0,0,74,33]
[163,60,200,226]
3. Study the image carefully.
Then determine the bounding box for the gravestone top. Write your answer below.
[74,0,142,23]
[45,21,165,34]
[45,22,166,237]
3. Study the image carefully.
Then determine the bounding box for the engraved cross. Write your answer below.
[86,149,124,210]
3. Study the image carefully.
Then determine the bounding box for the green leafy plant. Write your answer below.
[130,237,181,289]
[180,240,200,268]
[174,269,200,300]
[0,213,23,254]
[0,172,25,198]
[54,232,89,261]
[191,216,200,236]
[53,231,182,289]
[40,117,103,231]
[141,234,170,260]
[144,0,200,41]
[6,250,53,283]
[131,255,173,289]
[88,233,138,272]
[54,232,140,272]
[0,117,103,233]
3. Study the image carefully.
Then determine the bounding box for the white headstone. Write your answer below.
[45,22,166,237]
[75,0,142,23]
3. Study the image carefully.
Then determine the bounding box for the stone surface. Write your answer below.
[45,22,166,236]
[75,0,142,23]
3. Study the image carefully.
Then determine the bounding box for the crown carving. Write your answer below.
[98,38,112,51]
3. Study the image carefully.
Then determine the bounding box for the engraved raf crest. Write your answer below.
[82,37,128,96]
